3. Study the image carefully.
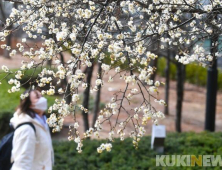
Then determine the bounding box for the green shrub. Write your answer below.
[157,58,176,80]
[217,71,222,90]
[157,57,222,90]
[185,64,207,86]
[0,111,13,139]
[53,132,222,170]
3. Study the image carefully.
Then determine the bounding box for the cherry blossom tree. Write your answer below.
[0,0,222,153]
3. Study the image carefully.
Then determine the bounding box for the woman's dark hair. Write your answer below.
[18,89,40,118]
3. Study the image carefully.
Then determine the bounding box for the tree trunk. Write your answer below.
[82,63,94,132]
[0,1,6,23]
[150,58,158,82]
[204,36,218,131]
[59,52,71,104]
[175,63,185,132]
[150,39,160,82]
[4,28,12,59]
[60,52,65,65]
[0,2,12,59]
[60,52,68,89]
[47,59,52,66]
[92,63,102,127]
[164,55,170,115]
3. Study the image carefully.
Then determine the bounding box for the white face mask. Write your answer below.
[32,97,48,112]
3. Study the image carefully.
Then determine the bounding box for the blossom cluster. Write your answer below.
[0,0,221,153]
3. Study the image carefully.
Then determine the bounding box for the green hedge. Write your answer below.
[157,57,222,90]
[157,58,177,80]
[53,132,222,170]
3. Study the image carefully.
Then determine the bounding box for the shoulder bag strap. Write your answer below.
[15,122,36,134]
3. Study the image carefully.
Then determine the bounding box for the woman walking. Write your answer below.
[10,89,54,170]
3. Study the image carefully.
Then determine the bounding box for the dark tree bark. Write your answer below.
[150,39,160,82]
[46,33,54,66]
[150,58,158,82]
[47,59,52,66]
[4,32,12,59]
[92,63,102,127]
[175,62,185,132]
[64,83,72,104]
[82,63,94,132]
[0,1,6,22]
[59,52,72,104]
[205,36,218,131]
[164,54,170,115]
[60,52,68,89]
[60,52,65,64]
[0,2,13,59]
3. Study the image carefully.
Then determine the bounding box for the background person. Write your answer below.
[10,89,54,170]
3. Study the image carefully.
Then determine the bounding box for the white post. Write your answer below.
[151,125,166,154]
